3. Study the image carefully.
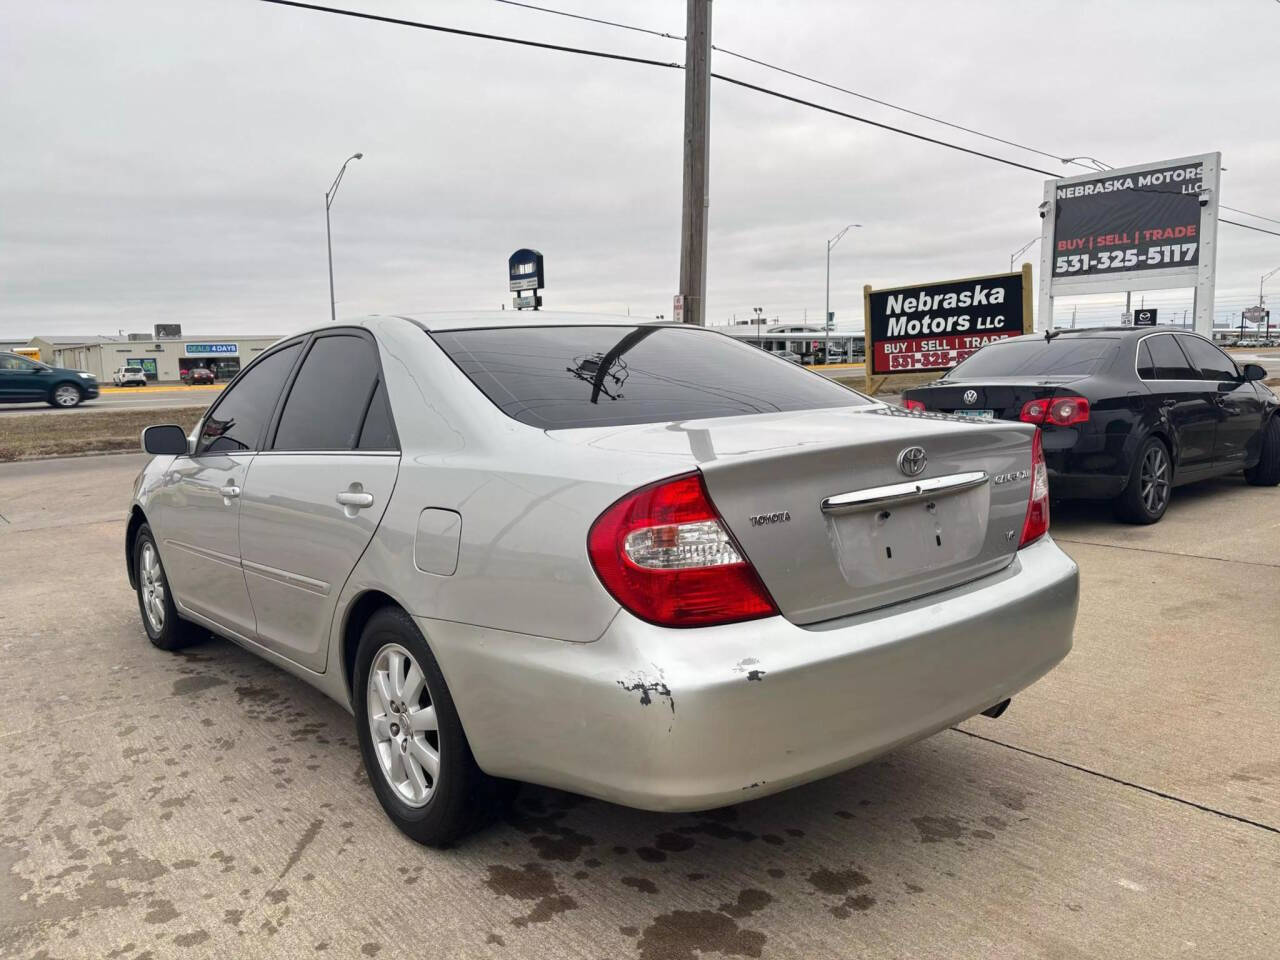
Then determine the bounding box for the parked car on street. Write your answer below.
[128,314,1079,845]
[112,365,148,387]
[0,351,99,407]
[181,367,215,384]
[772,348,802,363]
[902,327,1280,523]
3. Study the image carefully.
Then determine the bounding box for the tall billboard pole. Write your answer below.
[677,0,712,325]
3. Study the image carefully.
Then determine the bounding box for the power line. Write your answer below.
[711,44,1074,168]
[263,0,1280,241]
[1222,205,1280,227]
[257,0,681,69]
[488,0,681,41]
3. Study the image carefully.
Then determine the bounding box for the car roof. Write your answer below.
[1042,325,1210,340]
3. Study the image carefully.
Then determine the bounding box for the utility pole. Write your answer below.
[677,0,712,325]
[826,224,859,334]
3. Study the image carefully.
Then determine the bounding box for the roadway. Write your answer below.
[0,454,1276,958]
[0,383,223,416]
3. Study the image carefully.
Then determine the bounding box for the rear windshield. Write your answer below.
[432,325,868,429]
[946,336,1115,378]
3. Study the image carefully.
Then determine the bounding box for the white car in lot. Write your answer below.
[112,365,148,387]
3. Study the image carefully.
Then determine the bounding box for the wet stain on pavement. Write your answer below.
[636,908,767,960]
[622,876,658,894]
[170,675,225,696]
[483,862,579,927]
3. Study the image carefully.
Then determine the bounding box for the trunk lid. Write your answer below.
[553,405,1036,625]
[910,376,1089,421]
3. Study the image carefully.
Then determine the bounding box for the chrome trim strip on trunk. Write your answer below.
[820,471,989,515]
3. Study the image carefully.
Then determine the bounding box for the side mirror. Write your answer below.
[141,424,190,455]
[1242,363,1267,382]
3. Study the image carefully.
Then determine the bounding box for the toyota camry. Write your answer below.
[127,313,1079,845]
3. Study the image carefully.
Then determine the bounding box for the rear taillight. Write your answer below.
[1019,429,1050,547]
[587,472,778,628]
[1019,395,1089,427]
[903,399,926,413]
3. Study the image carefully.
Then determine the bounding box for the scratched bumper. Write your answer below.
[419,535,1078,812]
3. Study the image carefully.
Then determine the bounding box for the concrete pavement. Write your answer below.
[1,455,1277,958]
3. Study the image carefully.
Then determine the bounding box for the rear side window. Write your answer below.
[273,334,383,451]
[1142,334,1195,380]
[197,342,301,454]
[1176,335,1238,381]
[946,337,1115,378]
[1136,342,1156,380]
[432,325,868,429]
[358,380,398,450]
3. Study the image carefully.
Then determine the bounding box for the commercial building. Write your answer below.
[714,322,865,363]
[25,333,281,382]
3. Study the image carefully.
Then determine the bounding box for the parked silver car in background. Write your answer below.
[128,313,1079,845]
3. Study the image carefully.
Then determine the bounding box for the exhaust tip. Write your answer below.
[981,698,1011,719]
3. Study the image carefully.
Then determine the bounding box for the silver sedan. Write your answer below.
[128,314,1078,845]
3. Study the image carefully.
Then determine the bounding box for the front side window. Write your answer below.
[432,325,868,430]
[273,334,383,451]
[1142,335,1195,380]
[1176,335,1238,381]
[196,342,301,454]
[0,354,37,371]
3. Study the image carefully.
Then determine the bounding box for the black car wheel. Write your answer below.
[1244,415,1280,487]
[48,383,84,408]
[132,523,203,651]
[1116,436,1172,524]
[353,606,510,846]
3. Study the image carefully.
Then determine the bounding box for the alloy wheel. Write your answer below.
[53,384,80,407]
[1140,445,1170,516]
[139,541,166,632]
[367,643,440,808]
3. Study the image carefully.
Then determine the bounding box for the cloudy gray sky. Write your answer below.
[2,0,1278,339]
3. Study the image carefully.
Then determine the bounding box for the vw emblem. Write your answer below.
[897,446,927,477]
[963,389,978,405]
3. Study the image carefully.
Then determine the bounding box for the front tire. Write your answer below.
[49,383,83,408]
[353,607,506,846]
[1244,415,1280,486]
[133,524,202,650]
[1115,436,1172,524]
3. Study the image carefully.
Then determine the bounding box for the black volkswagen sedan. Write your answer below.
[901,327,1279,523]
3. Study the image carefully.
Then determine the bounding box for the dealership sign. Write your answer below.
[864,267,1032,383]
[185,343,237,355]
[1039,153,1220,335]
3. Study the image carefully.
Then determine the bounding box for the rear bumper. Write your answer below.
[423,536,1079,811]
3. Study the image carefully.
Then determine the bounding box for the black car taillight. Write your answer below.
[1020,395,1089,427]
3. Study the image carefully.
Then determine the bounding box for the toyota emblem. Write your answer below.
[897,446,927,477]
[963,389,978,405]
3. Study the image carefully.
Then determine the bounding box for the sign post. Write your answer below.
[509,249,544,311]
[863,264,1032,395]
[1038,153,1220,335]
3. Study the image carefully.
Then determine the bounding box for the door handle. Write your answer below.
[220,484,241,502]
[336,491,374,508]
[1160,399,1178,408]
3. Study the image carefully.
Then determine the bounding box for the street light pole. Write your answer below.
[325,152,363,324]
[1009,236,1039,273]
[825,224,860,334]
[1262,266,1280,341]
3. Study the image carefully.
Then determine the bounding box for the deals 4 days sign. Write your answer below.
[864,266,1032,383]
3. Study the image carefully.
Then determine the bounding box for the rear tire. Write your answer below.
[1115,436,1172,524]
[1244,415,1280,487]
[353,606,508,846]
[133,524,203,651]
